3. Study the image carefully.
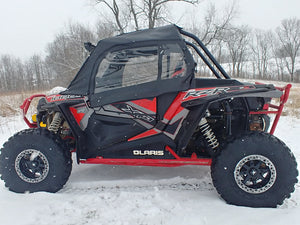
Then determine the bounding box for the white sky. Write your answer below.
[0,0,299,59]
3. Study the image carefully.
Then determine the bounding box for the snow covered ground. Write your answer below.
[0,111,299,225]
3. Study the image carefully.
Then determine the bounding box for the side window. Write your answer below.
[95,46,158,92]
[161,44,186,80]
[94,43,187,93]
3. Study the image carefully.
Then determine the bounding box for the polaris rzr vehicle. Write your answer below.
[0,25,298,208]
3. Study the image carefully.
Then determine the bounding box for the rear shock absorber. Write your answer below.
[48,112,62,133]
[199,117,219,152]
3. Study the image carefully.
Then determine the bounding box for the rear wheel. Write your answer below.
[0,128,72,193]
[211,132,298,207]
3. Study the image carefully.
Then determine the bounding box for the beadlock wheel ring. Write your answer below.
[15,149,50,184]
[234,154,277,194]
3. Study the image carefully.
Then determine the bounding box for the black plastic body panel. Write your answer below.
[191,78,243,88]
[58,103,87,163]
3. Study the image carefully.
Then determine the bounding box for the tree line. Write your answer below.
[0,22,115,93]
[0,0,299,94]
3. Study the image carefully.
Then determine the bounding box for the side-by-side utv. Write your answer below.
[0,25,297,207]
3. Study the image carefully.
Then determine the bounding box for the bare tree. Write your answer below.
[266,32,285,81]
[276,17,300,82]
[94,0,199,33]
[0,54,54,93]
[25,55,49,90]
[128,0,142,30]
[194,1,237,46]
[95,20,118,39]
[223,25,251,77]
[250,29,273,79]
[45,23,96,86]
[94,0,128,33]
[185,1,237,76]
[0,55,26,93]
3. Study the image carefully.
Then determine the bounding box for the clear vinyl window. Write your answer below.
[95,43,186,93]
[161,44,186,79]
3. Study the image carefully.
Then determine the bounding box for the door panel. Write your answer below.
[86,98,158,151]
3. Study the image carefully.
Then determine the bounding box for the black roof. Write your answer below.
[99,24,183,47]
[61,25,185,96]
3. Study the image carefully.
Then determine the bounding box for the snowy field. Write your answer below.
[0,99,299,225]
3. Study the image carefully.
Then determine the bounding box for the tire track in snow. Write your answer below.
[61,178,215,194]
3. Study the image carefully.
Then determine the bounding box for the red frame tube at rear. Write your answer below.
[249,83,291,135]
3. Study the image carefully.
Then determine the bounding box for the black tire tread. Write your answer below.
[211,132,298,207]
[0,128,72,193]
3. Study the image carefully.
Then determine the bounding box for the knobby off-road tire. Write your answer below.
[0,128,72,193]
[211,132,298,208]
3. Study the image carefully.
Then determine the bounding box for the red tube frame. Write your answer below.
[249,83,291,134]
[80,146,212,167]
[20,94,46,128]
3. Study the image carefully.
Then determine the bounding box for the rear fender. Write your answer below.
[181,85,282,108]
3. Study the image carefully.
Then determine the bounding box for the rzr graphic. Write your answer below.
[184,87,230,99]
[183,86,255,101]
[1,25,297,208]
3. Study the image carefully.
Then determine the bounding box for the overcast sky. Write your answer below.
[0,0,299,59]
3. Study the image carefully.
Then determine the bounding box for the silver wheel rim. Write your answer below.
[15,149,49,183]
[234,154,277,194]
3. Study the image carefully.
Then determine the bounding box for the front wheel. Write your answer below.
[0,128,72,193]
[211,132,298,207]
